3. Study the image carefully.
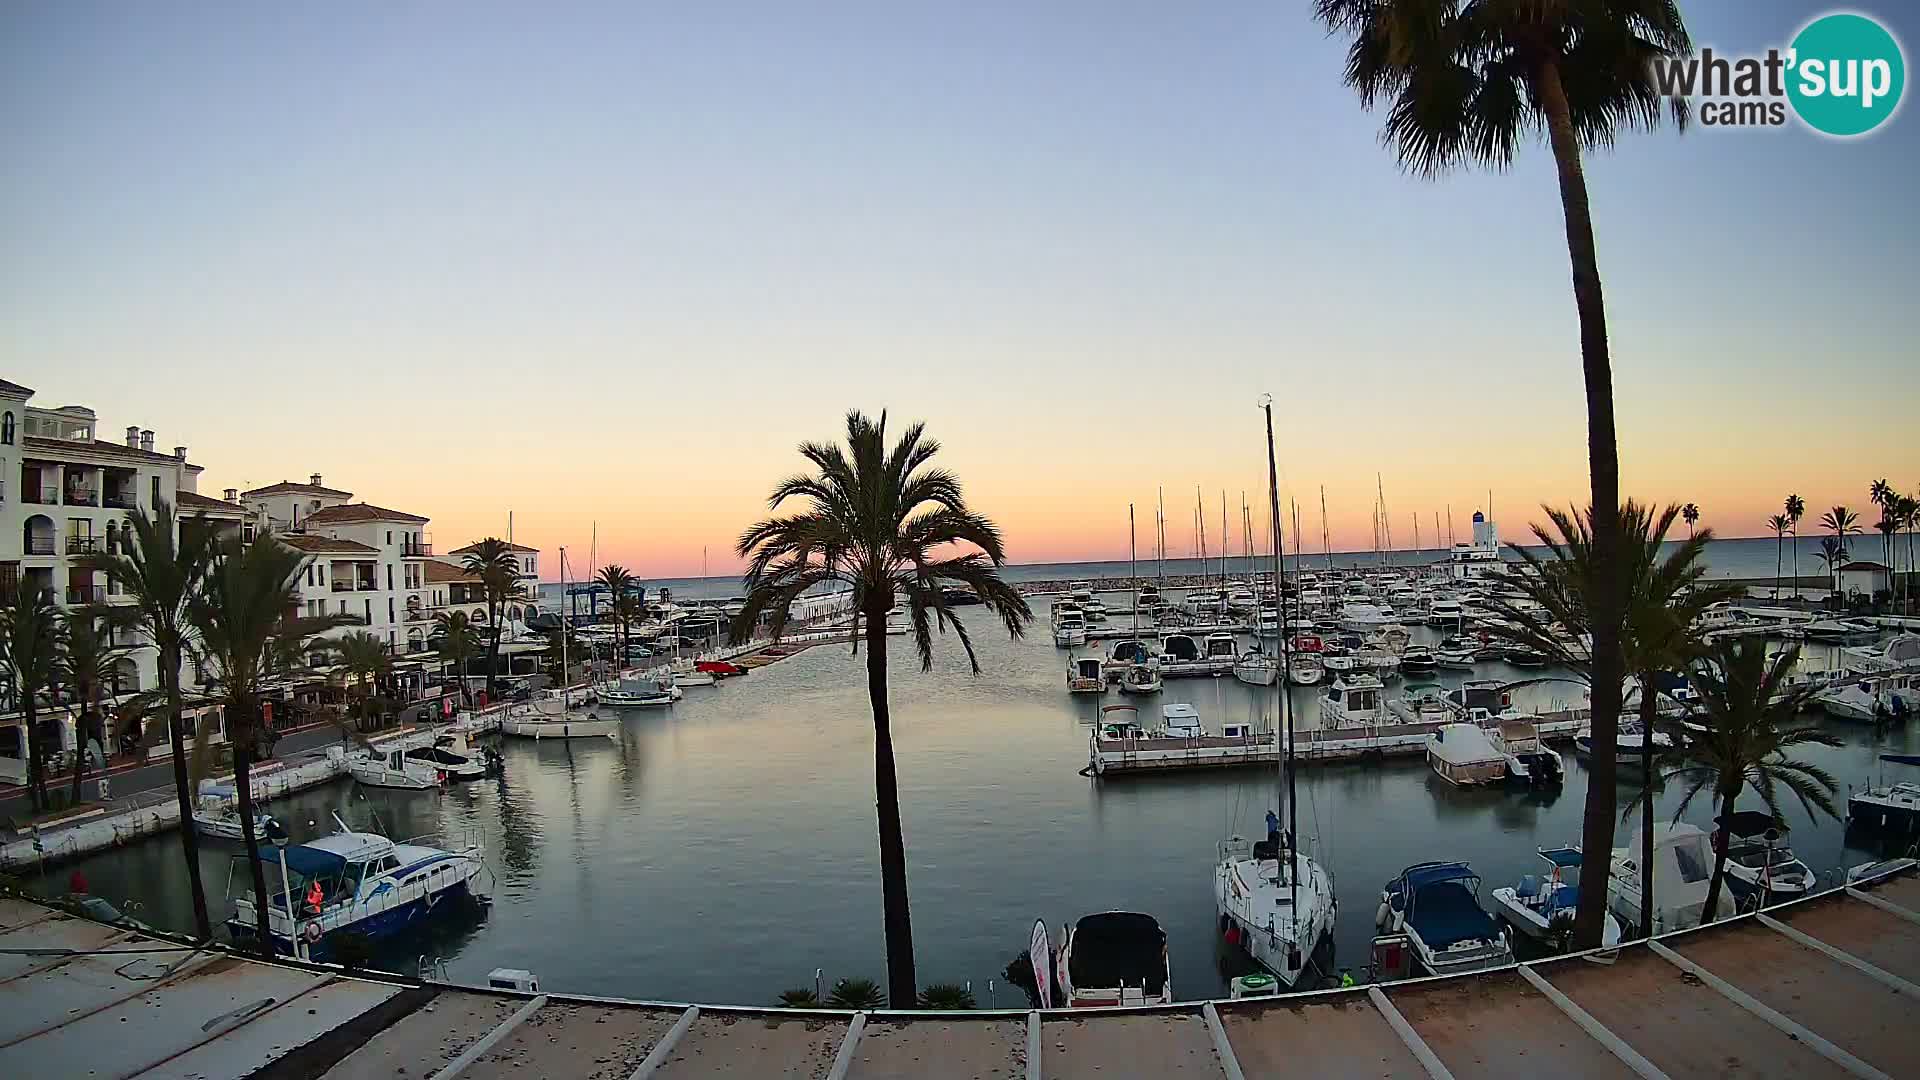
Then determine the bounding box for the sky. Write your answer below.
[4,2,1916,577]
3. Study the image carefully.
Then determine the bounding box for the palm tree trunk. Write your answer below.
[1538,58,1625,952]
[24,698,44,812]
[232,698,275,955]
[486,600,503,698]
[1774,532,1782,601]
[69,704,89,806]
[1637,679,1660,938]
[162,643,214,940]
[864,596,917,1006]
[1702,788,1737,924]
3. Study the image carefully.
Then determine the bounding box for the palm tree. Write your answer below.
[1874,510,1899,607]
[1785,493,1806,598]
[1815,537,1848,599]
[730,410,1033,1004]
[82,501,217,939]
[1869,480,1894,591]
[595,564,634,665]
[918,983,977,1009]
[1680,503,1699,538]
[189,534,356,953]
[56,607,134,805]
[1,581,63,812]
[1819,507,1861,599]
[1314,0,1691,945]
[460,539,519,699]
[826,977,886,1010]
[331,630,394,730]
[1766,513,1791,602]
[610,592,644,672]
[1484,502,1738,939]
[434,610,482,706]
[1899,494,1920,612]
[1661,638,1840,922]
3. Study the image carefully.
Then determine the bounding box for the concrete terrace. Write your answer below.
[1,870,1917,1079]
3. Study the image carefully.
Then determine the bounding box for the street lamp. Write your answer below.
[266,817,303,961]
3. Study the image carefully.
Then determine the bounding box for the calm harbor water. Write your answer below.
[56,596,1920,1005]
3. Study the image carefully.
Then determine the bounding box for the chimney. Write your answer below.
[125,425,140,447]
[139,429,155,452]
[174,445,187,461]
[223,488,238,502]
[310,472,323,487]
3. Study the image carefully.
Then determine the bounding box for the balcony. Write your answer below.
[104,491,138,510]
[66,536,100,555]
[65,489,99,507]
[66,585,105,605]
[403,541,433,557]
[23,487,59,506]
[331,581,353,593]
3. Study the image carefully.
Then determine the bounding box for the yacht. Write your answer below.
[1490,847,1622,947]
[668,658,718,687]
[1426,723,1508,786]
[1717,812,1815,906]
[348,747,444,790]
[1053,613,1089,649]
[1202,633,1239,662]
[1398,646,1438,676]
[1253,605,1283,639]
[1434,643,1479,671]
[1232,646,1279,687]
[192,782,278,843]
[1574,723,1673,770]
[1608,822,1725,933]
[1848,753,1920,834]
[1159,702,1204,738]
[1375,862,1512,975]
[1286,651,1325,686]
[1338,602,1399,631]
[1215,834,1336,990]
[1839,632,1920,675]
[1816,673,1915,722]
[1068,655,1106,695]
[1427,598,1466,627]
[1489,717,1564,786]
[229,815,488,960]
[404,731,500,782]
[1052,912,1173,1008]
[1319,673,1386,728]
[499,695,621,739]
[1442,681,1512,724]
[1118,661,1162,695]
[1159,633,1201,665]
[1105,638,1151,679]
[598,674,683,708]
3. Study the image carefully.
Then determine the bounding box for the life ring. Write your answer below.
[303,922,323,944]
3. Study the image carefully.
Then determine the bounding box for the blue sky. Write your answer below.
[3,2,1914,570]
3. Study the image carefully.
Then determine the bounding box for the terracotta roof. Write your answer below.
[423,560,479,584]
[298,502,429,526]
[175,490,247,516]
[450,540,538,554]
[242,480,354,498]
[276,534,379,555]
[1839,561,1890,572]
[22,436,201,468]
[0,378,32,397]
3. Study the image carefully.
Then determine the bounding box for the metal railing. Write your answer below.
[103,491,138,509]
[24,536,56,556]
[331,581,353,592]
[65,489,99,506]
[65,536,99,555]
[403,542,433,556]
[66,585,105,605]
[23,487,59,505]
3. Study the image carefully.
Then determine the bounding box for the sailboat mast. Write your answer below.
[1157,487,1166,586]
[1129,505,1138,638]
[1259,396,1298,924]
[1196,487,1207,589]
[559,546,570,691]
[1220,491,1229,586]
[1320,486,1333,574]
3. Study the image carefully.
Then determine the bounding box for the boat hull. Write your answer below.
[500,717,620,739]
[1848,793,1920,834]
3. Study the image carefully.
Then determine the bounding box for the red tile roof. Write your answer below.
[298,502,429,526]
[242,480,355,499]
[175,490,246,516]
[276,534,379,555]
[450,540,538,554]
[423,560,479,584]
[23,436,201,468]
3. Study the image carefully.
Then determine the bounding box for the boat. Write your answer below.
[499,694,621,739]
[1253,605,1283,639]
[1608,821,1725,933]
[1338,602,1399,631]
[1802,618,1881,644]
[1426,723,1508,786]
[348,747,445,790]
[404,731,501,782]
[1427,598,1466,627]
[1202,632,1239,662]
[1319,673,1386,728]
[1387,683,1452,725]
[1504,647,1550,668]
[1839,632,1920,675]
[1105,638,1151,680]
[1489,717,1564,786]
[1068,655,1106,695]
[1574,723,1674,770]
[1434,642,1479,671]
[668,658,717,687]
[1286,652,1324,686]
[1053,911,1173,1007]
[1490,847,1622,947]
[1232,646,1279,687]
[1159,702,1204,738]
[228,813,487,960]
[1397,646,1438,676]
[1715,811,1815,906]
[1159,633,1201,665]
[192,782,278,842]
[1053,615,1088,649]
[597,674,683,708]
[1375,862,1512,975]
[1119,661,1162,695]
[1816,673,1915,722]
[1848,753,1920,834]
[695,659,749,677]
[1442,680,1512,723]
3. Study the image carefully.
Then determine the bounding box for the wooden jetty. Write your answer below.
[1089,709,1588,776]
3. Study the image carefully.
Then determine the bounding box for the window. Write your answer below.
[337,598,346,615]
[1673,839,1710,884]
[386,531,392,545]
[387,597,395,623]
[151,476,160,507]
[386,564,393,590]
[306,565,314,586]
[0,411,11,444]
[364,598,372,623]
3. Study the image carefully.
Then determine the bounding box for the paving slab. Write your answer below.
[1776,895,1920,984]
[460,1000,682,1080]
[652,1010,848,1079]
[1041,1010,1222,1079]
[1859,872,1920,914]
[0,913,128,981]
[846,1016,1026,1080]
[318,989,524,1080]
[142,975,402,1080]
[1390,970,1633,1079]
[1219,994,1422,1077]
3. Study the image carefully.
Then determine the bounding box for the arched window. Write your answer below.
[1,412,12,445]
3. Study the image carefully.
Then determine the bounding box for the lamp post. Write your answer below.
[267,818,302,961]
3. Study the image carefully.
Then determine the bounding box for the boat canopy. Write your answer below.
[1881,754,1920,767]
[256,844,349,879]
[1536,846,1583,869]
[1399,862,1480,892]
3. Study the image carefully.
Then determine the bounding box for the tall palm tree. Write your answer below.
[1869,480,1894,590]
[1819,506,1861,599]
[1680,503,1699,538]
[1785,493,1806,598]
[595,564,635,664]
[434,610,481,706]
[56,606,134,805]
[1899,494,1919,612]
[610,592,645,671]
[82,502,217,939]
[1815,537,1848,599]
[729,410,1033,1004]
[1766,513,1791,602]
[189,534,356,953]
[331,630,394,730]
[1661,638,1839,922]
[460,539,519,698]
[0,582,63,812]
[1314,0,1690,945]
[1484,502,1738,939]
[1874,510,1899,607]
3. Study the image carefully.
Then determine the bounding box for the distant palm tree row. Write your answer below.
[1763,482,1919,606]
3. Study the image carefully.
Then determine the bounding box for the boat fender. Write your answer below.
[304,922,323,944]
[1375,901,1392,929]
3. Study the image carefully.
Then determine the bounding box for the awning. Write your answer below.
[257,844,348,879]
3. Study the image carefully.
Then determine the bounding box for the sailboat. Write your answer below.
[508,547,620,739]
[1213,395,1337,990]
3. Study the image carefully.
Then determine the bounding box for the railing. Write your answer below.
[103,491,138,509]
[24,537,56,556]
[331,581,353,593]
[65,536,99,555]
[65,489,99,507]
[23,487,59,505]
[403,542,433,556]
[66,585,105,605]
[357,581,379,592]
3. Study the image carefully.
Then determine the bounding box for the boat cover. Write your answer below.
[1409,881,1499,949]
[1067,912,1168,995]
[256,844,348,879]
[1537,846,1583,868]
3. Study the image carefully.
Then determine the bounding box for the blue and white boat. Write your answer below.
[228,817,488,960]
[1490,846,1622,946]
[1375,862,1513,975]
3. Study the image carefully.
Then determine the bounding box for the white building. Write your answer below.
[245,496,435,657]
[1448,511,1502,581]
[1836,561,1892,599]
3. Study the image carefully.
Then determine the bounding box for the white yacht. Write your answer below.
[1816,673,1915,722]
[499,694,621,739]
[1848,753,1920,833]
[1232,646,1279,687]
[1052,912,1173,1008]
[1253,605,1283,639]
[1119,661,1163,695]
[1608,822,1725,933]
[1202,632,1239,662]
[1426,723,1508,786]
[598,674,683,708]
[1839,632,1920,675]
[1376,862,1512,975]
[404,731,499,782]
[1067,655,1106,695]
[192,781,278,843]
[1287,652,1325,686]
[1319,673,1386,728]
[348,747,444,790]
[1489,717,1564,786]
[1159,702,1204,738]
[1215,834,1336,990]
[1053,613,1088,649]
[1490,847,1622,947]
[1338,602,1400,630]
[1427,598,1466,626]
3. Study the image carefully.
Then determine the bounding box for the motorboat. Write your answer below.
[348,747,445,790]
[1286,652,1324,686]
[598,674,683,708]
[1105,638,1151,680]
[1339,602,1400,631]
[1119,661,1163,695]
[1185,590,1225,618]
[1159,702,1204,738]
[1428,598,1466,627]
[1354,648,1401,680]
[1802,619,1881,644]
[1375,862,1512,975]
[1848,753,1920,834]
[404,731,500,782]
[1052,912,1173,1007]
[1426,723,1508,786]
[1608,821,1725,933]
[1319,673,1386,728]
[1398,646,1438,676]
[1434,642,1479,671]
[1715,811,1815,906]
[228,814,487,960]
[1574,724,1673,770]
[1490,847,1622,947]
[1839,632,1920,675]
[193,781,278,843]
[499,696,621,739]
[1068,655,1106,695]
[1816,673,1915,722]
[668,658,717,687]
[1214,833,1336,990]
[1053,616,1088,649]
[1253,605,1282,639]
[1442,681,1512,724]
[1202,633,1239,662]
[1387,683,1452,726]
[1232,646,1279,687]
[1489,718,1564,786]
[1159,634,1201,665]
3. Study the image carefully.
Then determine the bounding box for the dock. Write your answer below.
[2,864,1916,1078]
[1090,710,1588,776]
